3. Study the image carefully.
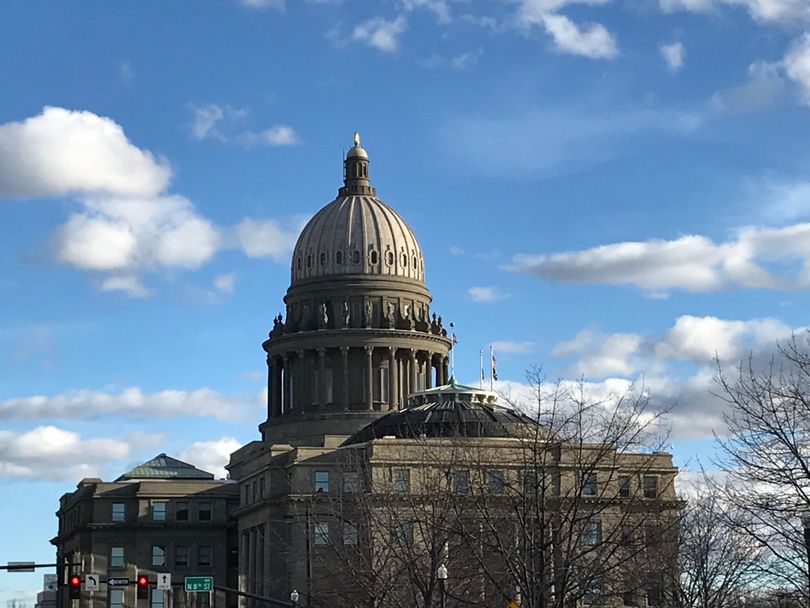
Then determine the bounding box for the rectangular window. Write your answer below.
[110,589,124,608]
[314,522,329,546]
[110,546,125,568]
[643,476,658,499]
[175,545,189,568]
[619,476,631,498]
[393,469,410,493]
[342,472,360,493]
[583,521,601,546]
[583,579,600,605]
[391,521,413,546]
[646,577,663,606]
[151,587,165,608]
[344,523,358,546]
[111,503,125,522]
[176,501,189,521]
[452,470,470,495]
[314,470,329,493]
[620,526,634,548]
[582,472,598,496]
[260,476,265,498]
[524,471,538,494]
[645,526,661,548]
[198,502,211,521]
[151,501,167,521]
[198,545,212,567]
[151,545,165,566]
[488,470,506,494]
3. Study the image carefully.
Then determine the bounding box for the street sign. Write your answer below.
[7,562,35,572]
[157,573,171,591]
[184,577,213,592]
[85,574,100,592]
[107,577,130,587]
[44,574,58,592]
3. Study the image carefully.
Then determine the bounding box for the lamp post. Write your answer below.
[801,514,810,603]
[437,564,448,608]
[290,589,299,608]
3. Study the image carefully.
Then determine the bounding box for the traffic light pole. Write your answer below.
[212,584,293,607]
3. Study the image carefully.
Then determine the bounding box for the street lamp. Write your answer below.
[290,589,299,608]
[800,514,810,601]
[437,564,448,608]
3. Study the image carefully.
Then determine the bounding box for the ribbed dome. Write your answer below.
[291,194,425,284]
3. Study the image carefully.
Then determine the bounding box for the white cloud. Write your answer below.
[352,16,408,53]
[660,0,810,24]
[491,341,536,354]
[238,125,299,146]
[0,106,170,199]
[235,217,302,261]
[660,41,685,72]
[238,0,285,9]
[177,437,242,479]
[468,286,510,302]
[711,61,786,113]
[540,13,618,59]
[553,329,644,376]
[420,48,482,70]
[100,275,151,298]
[784,33,810,105]
[509,220,810,294]
[213,273,237,296]
[0,426,141,480]
[189,104,297,146]
[118,61,135,84]
[401,0,450,22]
[0,387,264,421]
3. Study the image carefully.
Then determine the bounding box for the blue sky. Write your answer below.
[2,0,810,602]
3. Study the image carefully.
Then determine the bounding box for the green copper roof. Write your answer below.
[116,453,214,481]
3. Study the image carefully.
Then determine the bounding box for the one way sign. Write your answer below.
[157,573,171,591]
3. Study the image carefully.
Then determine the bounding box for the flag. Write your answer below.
[491,348,498,381]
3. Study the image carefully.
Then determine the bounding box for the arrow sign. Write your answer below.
[107,577,130,587]
[157,573,171,591]
[85,575,99,592]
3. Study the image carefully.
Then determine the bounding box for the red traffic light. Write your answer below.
[137,576,148,587]
[69,575,81,588]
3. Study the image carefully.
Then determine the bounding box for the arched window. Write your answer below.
[297,257,302,271]
[336,251,344,265]
[353,250,361,264]
[413,255,418,269]
[386,251,394,266]
[401,253,408,268]
[320,252,327,266]
[307,255,313,268]
[370,250,378,265]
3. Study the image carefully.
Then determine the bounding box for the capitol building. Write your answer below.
[54,136,682,608]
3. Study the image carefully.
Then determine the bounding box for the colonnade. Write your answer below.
[240,525,267,608]
[266,347,449,419]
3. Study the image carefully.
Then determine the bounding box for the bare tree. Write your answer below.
[714,334,810,600]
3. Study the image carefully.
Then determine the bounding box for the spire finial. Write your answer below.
[353,131,360,147]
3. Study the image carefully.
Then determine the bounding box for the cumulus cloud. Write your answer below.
[784,33,810,105]
[401,0,450,22]
[660,41,685,72]
[553,329,645,376]
[190,103,298,146]
[0,426,145,480]
[0,107,170,199]
[177,437,243,479]
[660,0,810,25]
[711,61,786,113]
[468,286,510,302]
[508,221,810,294]
[0,387,264,421]
[235,217,302,261]
[352,16,408,53]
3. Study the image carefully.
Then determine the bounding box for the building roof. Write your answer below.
[342,378,542,446]
[116,453,215,481]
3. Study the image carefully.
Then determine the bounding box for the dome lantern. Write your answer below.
[340,131,375,196]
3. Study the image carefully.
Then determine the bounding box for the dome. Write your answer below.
[291,136,424,285]
[342,379,542,446]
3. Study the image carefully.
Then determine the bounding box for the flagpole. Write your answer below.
[450,322,456,381]
[479,350,483,389]
[490,345,494,391]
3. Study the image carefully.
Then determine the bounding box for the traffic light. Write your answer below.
[69,575,81,600]
[137,575,149,600]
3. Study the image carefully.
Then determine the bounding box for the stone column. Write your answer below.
[387,348,397,410]
[249,527,256,597]
[408,350,417,401]
[266,355,273,421]
[282,354,290,414]
[441,356,449,385]
[318,348,326,406]
[365,346,374,410]
[426,354,433,389]
[296,350,305,410]
[341,347,349,410]
[272,357,283,418]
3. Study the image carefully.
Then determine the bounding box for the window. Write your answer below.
[319,252,327,266]
[619,476,631,498]
[583,579,600,605]
[151,501,167,521]
[110,546,125,568]
[176,501,189,521]
[583,521,601,546]
[620,526,634,548]
[369,250,378,265]
[452,470,470,494]
[343,472,360,493]
[175,545,189,568]
[646,576,663,606]
[110,589,124,608]
[582,472,598,496]
[645,526,661,548]
[353,250,360,264]
[524,471,538,494]
[314,471,329,493]
[643,476,658,499]
[314,522,329,546]
[260,476,265,498]
[198,545,212,568]
[152,545,165,567]
[306,254,312,268]
[401,253,408,267]
[488,470,506,494]
[623,589,636,606]
[198,502,211,521]
[344,523,358,546]
[393,469,410,493]
[151,587,165,608]
[111,503,125,522]
[391,521,413,546]
[324,369,334,403]
[386,251,394,265]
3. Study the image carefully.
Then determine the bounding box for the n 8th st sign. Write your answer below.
[185,577,213,592]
